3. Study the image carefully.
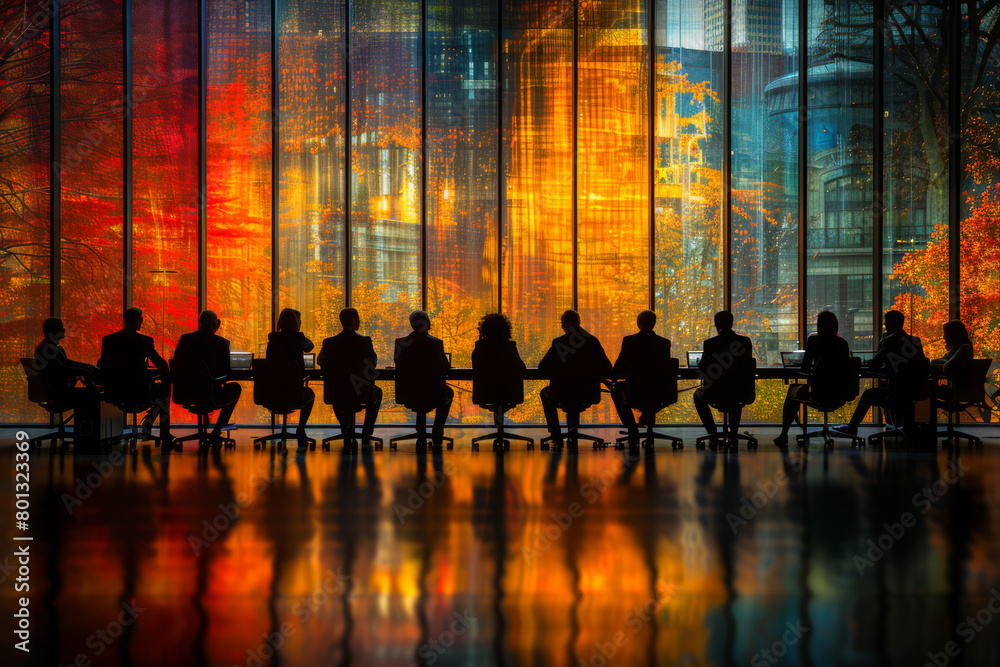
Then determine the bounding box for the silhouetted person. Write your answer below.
[266,308,315,444]
[33,317,99,410]
[538,309,613,445]
[930,320,974,402]
[100,307,172,441]
[694,310,754,436]
[318,307,383,440]
[773,310,851,446]
[394,310,452,445]
[471,312,526,408]
[838,309,927,435]
[173,310,242,441]
[611,310,671,445]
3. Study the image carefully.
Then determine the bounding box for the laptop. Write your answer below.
[230,352,253,370]
[303,353,316,370]
[780,350,806,368]
[686,350,703,368]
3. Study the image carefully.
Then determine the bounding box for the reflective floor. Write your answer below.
[3,426,1000,666]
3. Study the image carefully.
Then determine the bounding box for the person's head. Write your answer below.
[42,317,66,342]
[942,320,971,350]
[816,310,839,337]
[883,310,905,334]
[339,307,360,332]
[409,310,430,333]
[560,309,581,332]
[636,310,656,331]
[276,307,301,333]
[123,307,143,330]
[198,310,221,333]
[478,313,513,341]
[714,310,734,332]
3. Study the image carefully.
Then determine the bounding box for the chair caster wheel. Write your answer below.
[825,438,835,449]
[971,438,983,448]
[309,442,316,451]
[322,443,330,452]
[852,438,864,448]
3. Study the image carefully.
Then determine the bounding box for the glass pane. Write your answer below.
[960,2,1000,399]
[426,0,498,423]
[730,0,799,375]
[0,1,51,421]
[883,1,949,354]
[502,0,574,424]
[132,0,199,366]
[351,0,422,379]
[578,0,649,423]
[277,0,346,353]
[654,0,725,409]
[208,0,272,423]
[60,0,124,365]
[805,0,874,354]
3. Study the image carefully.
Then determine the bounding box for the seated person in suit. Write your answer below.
[265,307,315,440]
[317,307,383,439]
[693,310,754,436]
[33,317,99,411]
[538,309,613,445]
[471,313,526,410]
[100,307,172,441]
[394,310,453,445]
[930,319,974,401]
[773,310,851,446]
[173,310,242,442]
[611,310,671,445]
[838,309,928,435]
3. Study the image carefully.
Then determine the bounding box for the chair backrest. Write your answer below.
[170,358,216,409]
[395,340,448,413]
[809,356,861,412]
[951,358,993,404]
[472,341,525,409]
[20,358,50,406]
[253,358,304,413]
[706,358,756,411]
[625,357,679,414]
[323,353,376,410]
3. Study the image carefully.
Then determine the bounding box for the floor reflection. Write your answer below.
[3,430,1000,666]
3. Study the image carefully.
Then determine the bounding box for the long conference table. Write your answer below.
[226,366,807,383]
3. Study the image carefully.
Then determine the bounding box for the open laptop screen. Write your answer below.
[686,351,703,368]
[780,350,806,368]
[230,352,253,370]
[303,353,316,370]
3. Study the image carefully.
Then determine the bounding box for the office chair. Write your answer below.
[20,358,74,447]
[866,352,932,448]
[794,356,862,449]
[539,376,607,452]
[321,361,383,453]
[170,358,237,450]
[614,356,684,450]
[695,358,758,451]
[252,358,316,450]
[470,350,533,452]
[936,358,993,448]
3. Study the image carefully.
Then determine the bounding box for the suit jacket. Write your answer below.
[393,331,450,408]
[318,329,379,405]
[471,338,526,407]
[698,328,754,401]
[33,339,91,407]
[613,329,673,407]
[173,329,232,383]
[100,327,169,402]
[799,334,850,375]
[538,326,612,404]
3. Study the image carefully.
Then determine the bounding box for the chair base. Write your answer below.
[939,428,983,448]
[540,430,606,452]
[389,432,455,451]
[322,433,384,453]
[174,416,237,451]
[696,431,758,451]
[615,425,683,450]
[29,427,73,448]
[797,413,864,449]
[471,430,535,452]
